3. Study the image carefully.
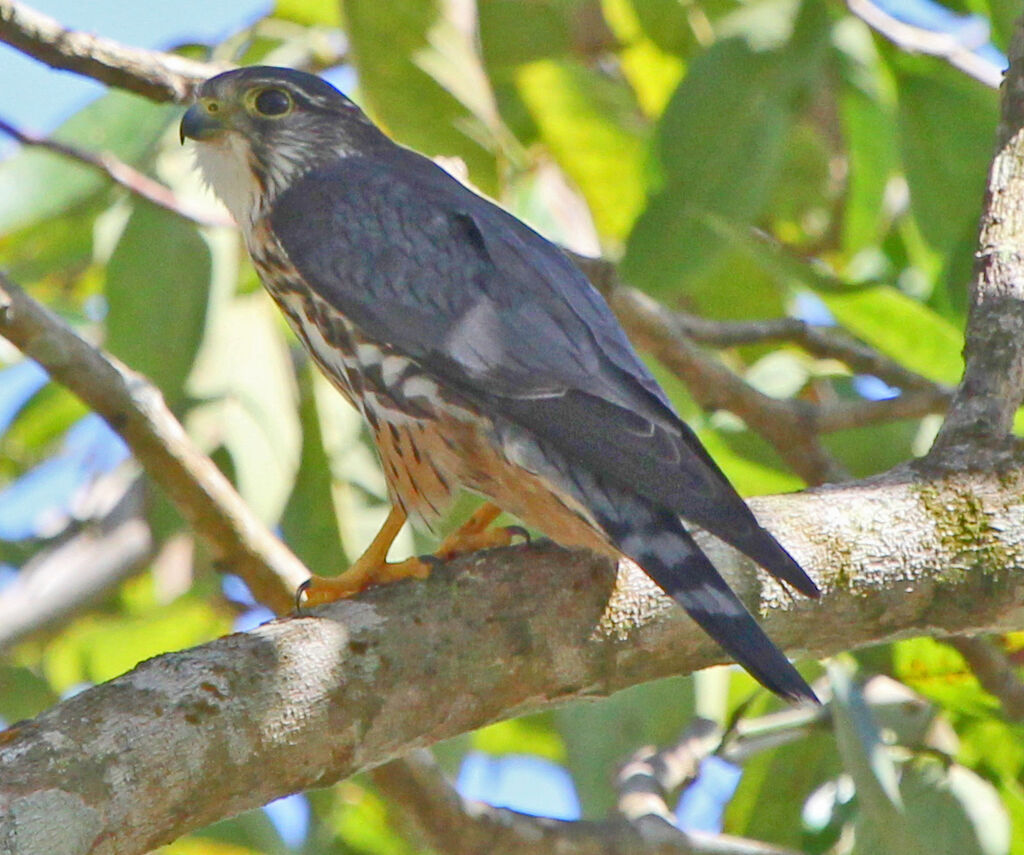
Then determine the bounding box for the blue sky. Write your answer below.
[0,0,270,134]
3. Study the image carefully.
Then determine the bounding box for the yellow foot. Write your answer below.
[297,555,432,607]
[434,502,529,561]
[297,504,430,608]
[295,502,528,609]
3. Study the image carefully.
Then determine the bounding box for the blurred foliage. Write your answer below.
[0,0,1018,851]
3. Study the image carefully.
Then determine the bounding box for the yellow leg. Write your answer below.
[434,501,527,560]
[297,505,431,608]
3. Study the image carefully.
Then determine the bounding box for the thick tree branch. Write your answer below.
[935,28,1024,448]
[0,274,306,613]
[3,456,1024,852]
[0,0,221,102]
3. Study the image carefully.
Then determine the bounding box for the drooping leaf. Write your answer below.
[516,59,649,240]
[105,201,212,408]
[279,362,347,572]
[896,64,997,254]
[186,295,301,526]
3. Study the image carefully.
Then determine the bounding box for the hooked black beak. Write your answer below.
[180,103,226,144]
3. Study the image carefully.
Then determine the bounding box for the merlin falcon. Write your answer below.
[181,66,820,703]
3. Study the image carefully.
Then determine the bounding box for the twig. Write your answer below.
[372,751,695,854]
[846,0,1003,89]
[615,721,806,855]
[0,273,307,613]
[0,0,222,103]
[672,312,948,395]
[0,116,231,228]
[946,635,1024,720]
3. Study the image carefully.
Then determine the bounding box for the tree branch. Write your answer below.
[0,274,306,614]
[604,285,847,485]
[0,116,231,228]
[934,27,1024,449]
[946,635,1024,720]
[0,474,153,650]
[0,0,222,103]
[3,454,1024,852]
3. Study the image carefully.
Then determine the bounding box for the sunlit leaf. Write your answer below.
[820,286,963,384]
[42,597,229,692]
[274,0,341,26]
[622,0,830,295]
[517,59,649,240]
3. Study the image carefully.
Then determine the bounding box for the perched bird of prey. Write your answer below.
[181,66,820,703]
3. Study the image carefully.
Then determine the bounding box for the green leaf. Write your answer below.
[274,0,341,25]
[42,597,229,692]
[516,59,649,239]
[556,676,695,817]
[820,286,964,385]
[0,665,59,723]
[187,295,301,526]
[839,78,898,254]
[279,362,347,572]
[105,202,212,408]
[891,637,998,717]
[622,0,830,295]
[342,0,498,191]
[896,65,997,254]
[829,660,931,855]
[472,712,566,761]
[478,0,572,68]
[900,760,1009,855]
[0,91,174,234]
[725,730,838,846]
[698,427,804,496]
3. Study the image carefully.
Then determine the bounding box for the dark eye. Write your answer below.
[253,88,292,117]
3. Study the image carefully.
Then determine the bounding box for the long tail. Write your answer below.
[597,501,817,704]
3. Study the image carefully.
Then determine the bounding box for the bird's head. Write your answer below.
[180,66,384,227]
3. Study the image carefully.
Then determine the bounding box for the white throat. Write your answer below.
[191,134,264,232]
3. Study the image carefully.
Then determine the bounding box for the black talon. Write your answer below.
[295,578,312,613]
[505,525,530,544]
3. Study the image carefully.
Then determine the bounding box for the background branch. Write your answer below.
[0,273,306,614]
[0,115,231,227]
[0,0,221,102]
